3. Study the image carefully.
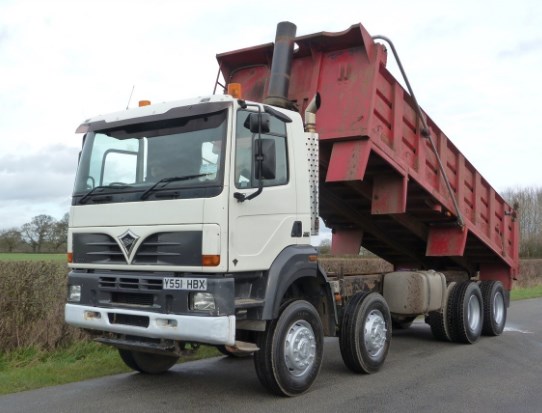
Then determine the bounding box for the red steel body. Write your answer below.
[216,23,519,288]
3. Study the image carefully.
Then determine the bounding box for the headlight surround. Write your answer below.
[191,292,216,311]
[68,284,82,302]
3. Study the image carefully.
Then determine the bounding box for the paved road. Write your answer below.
[2,299,541,413]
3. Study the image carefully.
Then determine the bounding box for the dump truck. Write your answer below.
[65,21,519,396]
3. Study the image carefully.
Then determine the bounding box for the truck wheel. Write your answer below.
[253,300,324,396]
[118,349,142,372]
[480,280,507,336]
[448,281,484,344]
[427,282,456,342]
[339,292,391,374]
[120,350,179,374]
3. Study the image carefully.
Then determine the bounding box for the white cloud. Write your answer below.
[0,0,541,230]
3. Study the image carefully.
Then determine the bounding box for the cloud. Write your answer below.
[0,0,541,232]
[499,39,542,58]
[0,144,78,201]
[0,144,78,228]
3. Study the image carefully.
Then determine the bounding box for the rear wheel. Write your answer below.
[427,282,456,342]
[254,300,324,396]
[480,280,507,336]
[119,350,179,374]
[339,292,391,374]
[448,281,484,344]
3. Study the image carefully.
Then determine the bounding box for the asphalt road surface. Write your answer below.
[2,299,541,413]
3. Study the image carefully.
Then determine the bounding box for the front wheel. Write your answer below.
[339,292,392,374]
[119,349,179,374]
[254,300,324,396]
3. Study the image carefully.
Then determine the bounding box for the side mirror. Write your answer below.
[248,113,271,134]
[255,138,276,180]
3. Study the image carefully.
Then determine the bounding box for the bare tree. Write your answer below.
[21,214,55,253]
[49,213,69,251]
[0,228,22,252]
[503,187,542,258]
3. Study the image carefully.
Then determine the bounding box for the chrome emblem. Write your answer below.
[117,230,140,262]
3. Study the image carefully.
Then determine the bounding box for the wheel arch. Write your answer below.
[261,246,336,335]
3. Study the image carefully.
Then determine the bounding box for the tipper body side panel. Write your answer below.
[217,23,519,288]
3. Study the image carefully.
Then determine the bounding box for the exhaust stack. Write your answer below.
[263,21,297,109]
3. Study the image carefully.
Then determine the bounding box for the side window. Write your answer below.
[102,149,138,185]
[235,110,288,189]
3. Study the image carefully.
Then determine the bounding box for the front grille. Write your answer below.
[107,313,149,328]
[99,276,163,291]
[73,234,125,264]
[132,232,201,265]
[73,231,203,266]
[111,292,154,307]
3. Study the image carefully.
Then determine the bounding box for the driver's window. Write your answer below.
[235,110,288,189]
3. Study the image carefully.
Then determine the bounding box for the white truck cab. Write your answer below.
[66,94,321,353]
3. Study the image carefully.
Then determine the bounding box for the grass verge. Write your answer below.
[1,285,541,396]
[0,253,66,262]
[511,285,542,301]
[0,341,220,395]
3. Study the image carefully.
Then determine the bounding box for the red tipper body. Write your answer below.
[216,23,519,288]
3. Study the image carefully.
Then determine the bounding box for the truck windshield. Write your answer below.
[73,109,227,204]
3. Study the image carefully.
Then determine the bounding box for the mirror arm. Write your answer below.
[234,182,263,203]
[234,103,266,203]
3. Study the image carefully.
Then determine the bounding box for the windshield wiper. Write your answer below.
[79,183,131,204]
[140,174,211,200]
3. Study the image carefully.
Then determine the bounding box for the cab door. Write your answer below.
[227,110,299,272]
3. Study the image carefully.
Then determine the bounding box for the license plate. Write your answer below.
[163,277,207,291]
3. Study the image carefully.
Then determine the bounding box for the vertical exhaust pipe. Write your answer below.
[264,21,297,109]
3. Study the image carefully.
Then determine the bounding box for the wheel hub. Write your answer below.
[493,292,505,325]
[467,294,482,332]
[364,309,387,360]
[284,320,316,377]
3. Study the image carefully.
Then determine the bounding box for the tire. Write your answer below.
[339,292,392,374]
[120,350,179,374]
[427,282,456,342]
[448,281,484,344]
[118,349,142,372]
[480,280,507,336]
[253,300,324,396]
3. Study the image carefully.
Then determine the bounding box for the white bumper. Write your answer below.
[65,304,236,346]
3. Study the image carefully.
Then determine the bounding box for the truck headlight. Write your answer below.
[191,292,215,311]
[68,285,81,302]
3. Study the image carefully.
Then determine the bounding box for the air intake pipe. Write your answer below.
[263,21,297,109]
[304,93,321,132]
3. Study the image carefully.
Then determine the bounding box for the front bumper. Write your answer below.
[65,303,236,345]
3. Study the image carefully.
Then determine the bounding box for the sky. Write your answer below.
[0,0,541,232]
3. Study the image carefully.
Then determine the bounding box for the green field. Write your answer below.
[0,342,220,395]
[510,285,542,300]
[0,253,66,262]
